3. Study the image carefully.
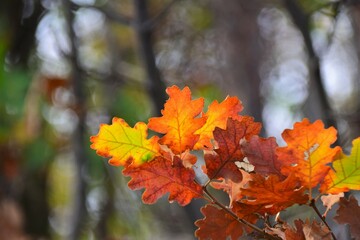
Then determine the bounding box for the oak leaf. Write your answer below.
[195,203,257,240]
[320,138,360,194]
[90,117,160,166]
[210,169,251,207]
[122,156,203,206]
[194,96,243,149]
[147,86,206,154]
[276,119,340,196]
[241,173,308,215]
[275,219,331,240]
[242,136,283,177]
[204,118,259,182]
[334,196,360,240]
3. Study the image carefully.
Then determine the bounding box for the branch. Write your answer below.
[309,199,337,240]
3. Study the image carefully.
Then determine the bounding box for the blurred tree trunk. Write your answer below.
[212,0,265,126]
[62,1,88,239]
[346,4,360,143]
[134,0,167,116]
[283,0,337,129]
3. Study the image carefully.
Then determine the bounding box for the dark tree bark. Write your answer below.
[134,0,167,116]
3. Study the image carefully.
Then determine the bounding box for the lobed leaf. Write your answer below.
[334,196,360,240]
[210,169,251,207]
[148,85,206,154]
[242,136,283,177]
[123,156,203,206]
[320,137,360,194]
[195,203,257,240]
[90,117,160,166]
[194,96,243,149]
[204,118,260,183]
[241,173,308,215]
[276,119,340,197]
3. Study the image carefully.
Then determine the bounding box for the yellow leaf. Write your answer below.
[321,138,360,194]
[90,117,160,166]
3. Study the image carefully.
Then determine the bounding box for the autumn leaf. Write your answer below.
[241,173,308,215]
[204,118,260,183]
[274,219,331,240]
[320,193,344,217]
[210,169,251,207]
[334,196,360,240]
[241,136,283,177]
[194,96,243,149]
[320,138,360,194]
[90,117,160,166]
[195,203,257,240]
[147,86,206,154]
[122,156,203,206]
[276,119,340,197]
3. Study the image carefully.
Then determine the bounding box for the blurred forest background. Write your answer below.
[1,0,360,239]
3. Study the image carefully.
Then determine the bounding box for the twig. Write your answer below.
[203,188,281,240]
[309,199,337,240]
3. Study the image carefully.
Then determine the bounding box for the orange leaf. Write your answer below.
[242,136,283,177]
[276,119,340,197]
[241,174,308,215]
[123,156,203,206]
[90,117,160,166]
[204,118,259,183]
[148,86,206,154]
[320,137,360,194]
[194,96,243,149]
[195,203,257,240]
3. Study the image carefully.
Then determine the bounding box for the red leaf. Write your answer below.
[195,203,257,240]
[334,196,360,240]
[204,118,259,183]
[242,136,283,177]
[123,156,203,206]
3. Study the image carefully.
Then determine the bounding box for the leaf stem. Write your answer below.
[203,187,281,240]
[309,199,337,240]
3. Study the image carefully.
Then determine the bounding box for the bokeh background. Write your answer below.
[1,0,360,239]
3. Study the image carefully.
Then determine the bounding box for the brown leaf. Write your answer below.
[195,203,257,240]
[210,169,252,207]
[334,195,360,240]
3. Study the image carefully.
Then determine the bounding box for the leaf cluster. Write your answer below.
[90,85,360,240]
